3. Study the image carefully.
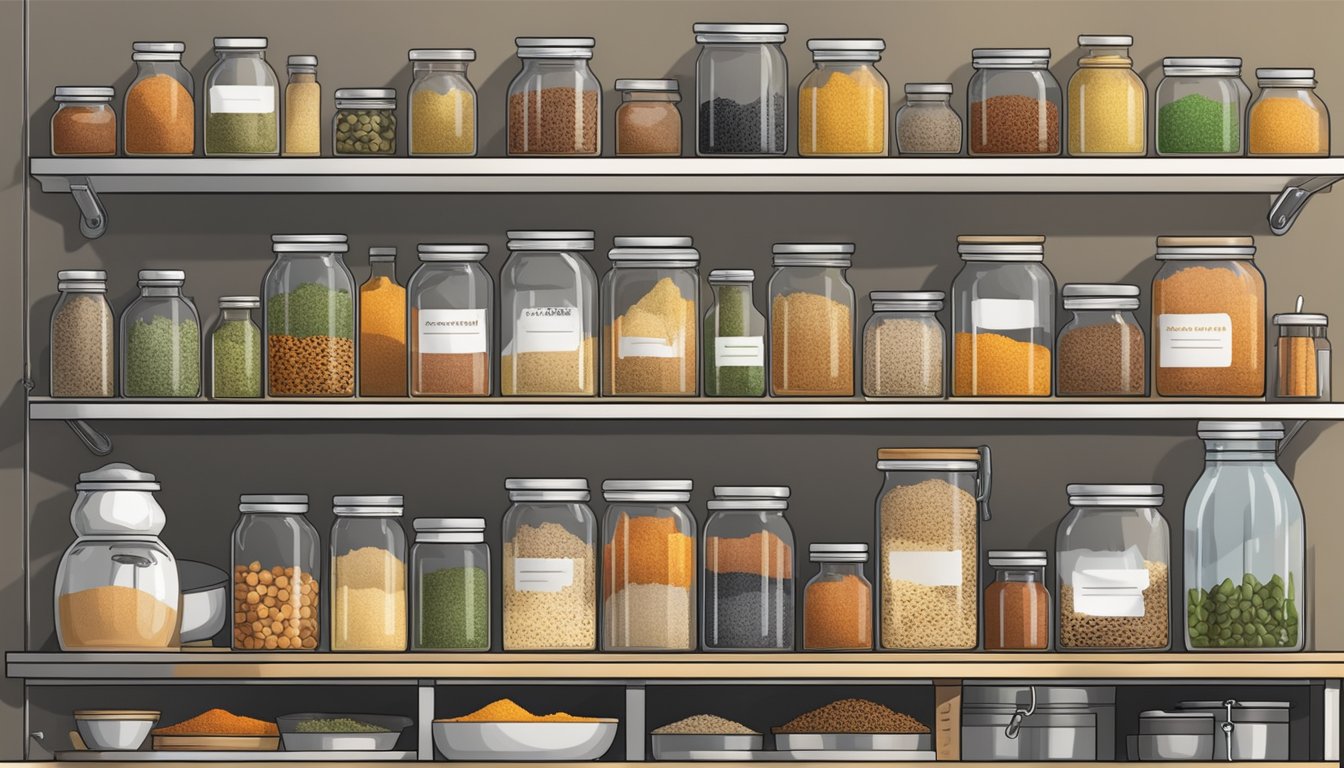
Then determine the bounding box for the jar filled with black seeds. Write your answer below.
[703,490,796,650]
[334,88,397,155]
[693,23,788,155]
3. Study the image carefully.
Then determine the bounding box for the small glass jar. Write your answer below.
[52,87,117,156]
[1155,57,1249,156]
[694,23,789,156]
[863,291,945,398]
[409,49,477,156]
[798,38,888,156]
[334,88,397,155]
[502,478,597,651]
[265,234,356,398]
[967,48,1061,156]
[1249,68,1330,156]
[231,494,321,651]
[121,269,201,398]
[984,550,1050,651]
[507,38,600,156]
[283,55,320,156]
[803,543,872,651]
[1067,35,1145,156]
[896,83,962,155]
[704,269,766,397]
[602,480,697,651]
[359,247,406,397]
[703,492,796,651]
[615,79,682,157]
[1057,284,1145,397]
[1273,297,1330,400]
[125,42,194,156]
[50,270,113,398]
[500,231,598,396]
[210,296,262,399]
[331,495,407,651]
[204,37,279,156]
[411,518,490,651]
[769,244,856,396]
[602,237,699,396]
[409,244,493,397]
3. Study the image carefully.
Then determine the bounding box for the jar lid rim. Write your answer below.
[288,54,318,66]
[1197,420,1284,439]
[334,506,404,517]
[218,295,261,308]
[1062,283,1139,298]
[54,86,113,100]
[1067,483,1163,496]
[708,269,755,282]
[58,270,108,281]
[706,498,788,511]
[1078,35,1133,46]
[713,485,791,498]
[133,41,186,53]
[694,22,788,34]
[870,290,945,302]
[506,478,589,490]
[335,87,396,100]
[1064,298,1140,310]
[615,78,679,91]
[1273,312,1328,325]
[418,244,489,261]
[972,47,1051,58]
[905,82,953,94]
[137,269,185,283]
[333,494,403,506]
[413,517,486,532]
[603,479,693,492]
[409,48,476,61]
[1257,67,1315,80]
[213,37,267,49]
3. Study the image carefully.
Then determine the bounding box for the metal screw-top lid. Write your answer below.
[413,517,485,543]
[213,37,268,49]
[1062,283,1140,310]
[409,49,476,61]
[603,479,693,503]
[54,86,114,102]
[515,37,595,59]
[971,48,1051,69]
[1257,68,1316,87]
[58,270,108,282]
[507,478,591,502]
[287,55,318,70]
[772,243,854,268]
[1273,295,1328,327]
[239,493,308,513]
[713,485,790,499]
[694,22,788,44]
[706,498,788,511]
[418,243,489,262]
[1155,235,1255,260]
[871,290,945,312]
[615,79,679,92]
[1067,484,1163,506]
[507,230,595,252]
[333,494,404,516]
[708,269,755,284]
[807,38,885,62]
[335,88,396,106]
[272,234,350,253]
[957,235,1045,261]
[218,295,261,309]
[1078,35,1133,47]
[608,236,699,264]
[137,269,185,286]
[1163,57,1242,75]
[987,550,1047,567]
[1197,421,1285,440]
[369,246,397,262]
[906,82,953,95]
[810,543,868,562]
[132,41,185,61]
[77,462,159,491]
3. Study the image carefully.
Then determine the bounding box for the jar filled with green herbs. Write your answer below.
[411,518,490,651]
[204,37,279,156]
[703,269,766,396]
[120,270,201,398]
[334,88,397,155]
[210,296,262,399]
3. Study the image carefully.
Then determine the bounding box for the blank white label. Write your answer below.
[972,298,1036,331]
[715,336,765,367]
[618,336,679,359]
[887,550,963,587]
[418,309,487,354]
[1073,567,1150,617]
[513,557,574,593]
[209,85,275,114]
[1159,313,1233,368]
[517,307,581,354]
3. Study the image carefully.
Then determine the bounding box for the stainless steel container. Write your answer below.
[651,734,763,760]
[1176,700,1291,760]
[774,734,932,751]
[1137,710,1215,760]
[962,685,1114,761]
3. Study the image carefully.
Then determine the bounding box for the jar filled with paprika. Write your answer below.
[984,550,1050,651]
[359,247,406,397]
[1249,68,1330,156]
[52,87,116,156]
[803,543,872,651]
[124,42,194,156]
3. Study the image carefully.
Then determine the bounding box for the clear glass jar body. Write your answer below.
[120,282,201,398]
[210,305,262,398]
[409,257,492,396]
[52,100,117,156]
[231,506,321,650]
[704,278,766,397]
[334,95,397,155]
[1057,306,1146,396]
[803,560,872,650]
[895,91,962,155]
[602,495,697,650]
[1155,66,1249,156]
[125,56,195,155]
[410,61,477,156]
[703,506,796,650]
[283,66,320,156]
[50,280,113,398]
[616,90,682,156]
[951,259,1055,397]
[56,536,178,650]
[501,492,597,650]
[769,263,855,396]
[507,58,600,156]
[1067,48,1145,156]
[500,242,598,396]
[264,248,356,397]
[1152,257,1265,397]
[204,48,279,156]
[331,511,408,651]
[968,62,1061,155]
[863,308,945,398]
[1274,324,1330,399]
[359,256,406,397]
[1249,84,1329,156]
[696,40,788,155]
[411,534,490,651]
[602,262,699,396]
[984,563,1050,650]
[799,61,888,156]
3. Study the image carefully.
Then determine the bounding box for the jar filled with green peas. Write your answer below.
[334,88,397,155]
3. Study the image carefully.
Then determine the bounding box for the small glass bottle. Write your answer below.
[409,49,478,156]
[615,79,682,156]
[204,37,279,156]
[52,87,117,156]
[330,495,408,651]
[1249,68,1330,156]
[210,296,262,399]
[411,518,490,651]
[803,543,872,651]
[704,270,766,397]
[360,247,407,397]
[409,244,493,397]
[120,270,201,398]
[895,83,962,155]
[283,55,320,156]
[984,550,1050,651]
[863,291,945,398]
[231,494,321,651]
[50,270,113,398]
[125,42,194,156]
[334,89,397,155]
[1273,296,1330,400]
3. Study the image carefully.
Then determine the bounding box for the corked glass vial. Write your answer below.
[1249,68,1330,156]
[614,79,682,157]
[124,42,194,156]
[1272,296,1330,400]
[52,87,117,156]
[409,49,477,156]
[803,543,872,651]
[507,38,600,156]
[50,270,114,398]
[798,38,888,156]
[1056,283,1145,397]
[283,55,321,156]
[1067,35,1145,156]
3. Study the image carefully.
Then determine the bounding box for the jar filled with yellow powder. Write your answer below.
[359,247,407,397]
[602,237,699,396]
[283,55,320,156]
[409,49,477,156]
[798,39,888,156]
[1067,35,1145,156]
[331,495,407,651]
[1249,68,1330,156]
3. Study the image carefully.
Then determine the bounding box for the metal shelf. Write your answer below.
[13,763,1337,768]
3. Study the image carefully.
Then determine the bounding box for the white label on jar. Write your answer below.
[418,309,487,354]
[715,336,765,367]
[517,307,582,354]
[886,551,963,587]
[618,336,679,359]
[971,298,1036,331]
[209,85,276,114]
[513,557,574,592]
[1065,548,1150,617]
[1158,313,1233,368]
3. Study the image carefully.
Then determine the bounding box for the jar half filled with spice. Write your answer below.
[204,37,279,156]
[984,550,1050,651]
[896,83,962,155]
[231,494,321,650]
[409,244,492,396]
[1273,296,1330,400]
[769,243,856,396]
[703,494,795,651]
[803,543,872,651]
[507,38,600,156]
[502,478,597,650]
[603,237,699,396]
[52,87,116,156]
[694,23,789,156]
[409,49,477,156]
[501,231,598,396]
[411,518,490,651]
[120,270,201,398]
[1249,68,1330,156]
[331,495,408,651]
[283,55,320,156]
[863,291,945,398]
[360,247,406,397]
[602,479,696,651]
[124,42,194,156]
[1155,58,1249,156]
[1067,35,1145,156]
[335,89,397,155]
[1057,284,1145,397]
[967,48,1061,156]
[265,234,356,397]
[798,38,888,156]
[615,79,682,156]
[704,269,766,397]
[50,270,113,398]
[210,296,262,399]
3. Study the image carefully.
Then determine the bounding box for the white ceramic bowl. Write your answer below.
[432,720,618,760]
[74,710,158,751]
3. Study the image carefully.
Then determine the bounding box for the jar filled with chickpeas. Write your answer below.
[231,495,321,651]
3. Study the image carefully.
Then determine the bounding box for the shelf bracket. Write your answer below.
[417,680,435,761]
[1268,176,1343,236]
[66,419,112,456]
[68,178,107,239]
[1278,419,1306,456]
[625,683,646,761]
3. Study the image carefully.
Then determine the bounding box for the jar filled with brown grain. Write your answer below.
[1057,283,1145,397]
[862,291,945,398]
[602,237,699,396]
[984,550,1050,651]
[803,543,872,651]
[52,86,117,156]
[1272,296,1330,400]
[615,79,682,156]
[50,270,113,398]
[507,38,600,156]
[124,42,194,156]
[769,243,856,396]
[231,494,321,650]
[408,244,492,396]
[500,231,598,396]
[502,478,598,650]
[330,495,407,651]
[967,48,1061,156]
[264,234,356,397]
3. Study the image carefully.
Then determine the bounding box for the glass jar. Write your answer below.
[704,269,766,397]
[694,23,788,156]
[1067,35,1144,156]
[967,48,1061,156]
[863,291,945,398]
[951,236,1055,397]
[1249,68,1330,156]
[615,79,682,156]
[1151,236,1265,397]
[121,269,201,398]
[803,543,872,651]
[602,237,699,396]
[769,244,856,396]
[411,518,490,651]
[409,49,477,156]
[265,234,356,397]
[507,38,600,156]
[360,247,406,397]
[703,494,796,651]
[502,478,597,650]
[231,494,320,651]
[875,447,990,650]
[1057,284,1145,397]
[500,230,598,396]
[1273,297,1331,400]
[124,42,194,156]
[1057,485,1170,651]
[896,83,962,155]
[283,55,320,156]
[1155,57,1249,156]
[334,88,397,155]
[331,495,407,651]
[602,480,696,651]
[984,550,1050,651]
[798,38,888,156]
[50,270,113,398]
[409,244,493,397]
[1185,422,1304,651]
[52,87,117,156]
[210,296,262,399]
[204,37,278,156]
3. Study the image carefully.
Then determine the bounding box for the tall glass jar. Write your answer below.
[704,269,766,397]
[120,270,201,398]
[283,55,320,156]
[331,496,407,651]
[1273,297,1331,400]
[1155,58,1249,156]
[863,291,945,398]
[896,83,963,155]
[124,42,194,156]
[409,244,492,397]
[615,79,682,156]
[1067,35,1144,156]
[502,478,597,650]
[411,518,490,651]
[1057,485,1170,651]
[984,550,1050,651]
[265,234,356,397]
[1057,284,1145,397]
[409,49,477,156]
[951,236,1055,397]
[334,88,397,155]
[875,447,990,650]
[1185,422,1304,651]
[231,494,320,651]
[359,247,406,397]
[694,23,788,156]
[798,38,888,156]
[803,543,872,651]
[50,270,113,398]
[1249,68,1329,156]
[507,38,600,156]
[52,87,116,156]
[204,37,278,156]
[500,231,598,396]
[769,244,856,396]
[967,48,1061,156]
[703,496,795,651]
[210,296,262,399]
[602,237,699,396]
[602,480,696,651]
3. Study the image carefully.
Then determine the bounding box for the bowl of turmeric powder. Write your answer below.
[432,698,618,760]
[151,708,280,751]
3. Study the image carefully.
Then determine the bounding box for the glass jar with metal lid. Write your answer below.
[951,236,1055,397]
[1057,484,1170,651]
[210,296,262,399]
[330,495,407,651]
[409,49,477,156]
[1057,284,1145,397]
[124,42,194,155]
[408,244,492,397]
[615,79,682,157]
[875,447,990,650]
[1272,296,1330,400]
[204,37,278,156]
[769,243,856,396]
[500,230,598,396]
[334,88,397,155]
[231,494,320,650]
[863,291,945,398]
[803,543,872,651]
[507,38,600,156]
[502,478,597,650]
[1067,35,1144,156]
[967,48,1061,155]
[121,269,201,398]
[704,269,766,397]
[798,39,888,156]
[602,237,699,396]
[411,518,489,651]
[896,83,963,155]
[1151,236,1264,397]
[602,480,696,651]
[50,270,113,398]
[985,550,1050,650]
[52,87,117,156]
[703,493,795,651]
[283,55,320,156]
[693,23,788,156]
[1155,58,1250,156]
[264,234,356,397]
[1249,68,1330,156]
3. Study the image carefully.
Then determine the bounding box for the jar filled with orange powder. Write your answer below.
[601,479,696,651]
[1249,68,1329,156]
[984,550,1050,651]
[803,543,872,651]
[359,247,407,396]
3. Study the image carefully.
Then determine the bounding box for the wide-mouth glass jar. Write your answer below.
[1272,297,1330,400]
[1249,68,1330,156]
[704,269,766,397]
[204,37,278,156]
[769,244,856,396]
[210,295,262,399]
[694,22,788,156]
[283,55,320,156]
[502,478,597,650]
[1057,284,1145,397]
[615,79,682,157]
[334,88,396,155]
[331,495,407,651]
[967,48,1061,156]
[231,494,320,650]
[863,290,945,398]
[125,42,194,156]
[500,230,598,396]
[52,86,117,156]
[264,234,356,398]
[50,270,113,398]
[359,247,406,397]
[703,495,796,651]
[507,38,600,156]
[896,83,962,155]
[409,49,477,156]
[803,543,872,651]
[799,38,888,156]
[409,244,492,397]
[1067,35,1144,156]
[984,550,1050,651]
[411,518,490,651]
[602,237,699,396]
[1155,57,1249,156]
[120,270,201,398]
[602,480,697,651]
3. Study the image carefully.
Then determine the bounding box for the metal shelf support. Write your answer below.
[1269,176,1344,235]
[417,680,435,761]
[65,419,112,456]
[67,178,107,239]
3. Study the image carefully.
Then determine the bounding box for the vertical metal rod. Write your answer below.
[625,683,646,761]
[1325,680,1340,762]
[417,680,435,761]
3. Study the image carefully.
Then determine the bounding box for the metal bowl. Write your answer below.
[432,720,618,761]
[74,711,159,751]
[177,561,227,644]
[652,733,764,759]
[277,713,411,752]
[774,733,932,751]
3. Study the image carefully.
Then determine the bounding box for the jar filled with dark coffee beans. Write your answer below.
[334,88,397,155]
[693,23,789,156]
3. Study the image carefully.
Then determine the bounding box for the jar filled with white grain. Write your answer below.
[330,495,407,651]
[502,478,597,650]
[500,231,598,396]
[862,291,945,398]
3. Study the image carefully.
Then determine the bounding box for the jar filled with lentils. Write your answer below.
[863,291,945,398]
[507,38,600,156]
[334,88,397,155]
[264,234,356,397]
[231,494,321,651]
[615,79,682,156]
[52,87,117,156]
[967,48,1061,156]
[1057,284,1145,397]
[50,270,113,398]
[769,244,856,397]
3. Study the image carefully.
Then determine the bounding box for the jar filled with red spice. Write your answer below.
[52,87,117,156]
[983,550,1050,650]
[803,543,872,651]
